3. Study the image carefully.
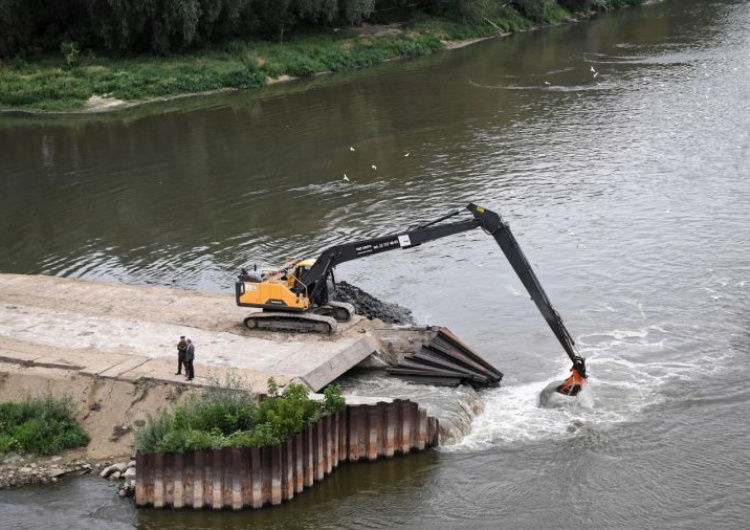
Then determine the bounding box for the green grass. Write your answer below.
[0,393,90,456]
[405,11,533,41]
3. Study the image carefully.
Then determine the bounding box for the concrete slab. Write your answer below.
[97,355,152,379]
[0,274,391,394]
[294,335,381,391]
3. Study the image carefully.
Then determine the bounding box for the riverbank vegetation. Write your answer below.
[135,375,346,454]
[0,0,643,111]
[0,393,90,456]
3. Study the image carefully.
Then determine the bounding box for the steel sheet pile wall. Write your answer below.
[135,400,439,510]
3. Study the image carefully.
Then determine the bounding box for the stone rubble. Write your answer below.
[98,459,137,497]
[336,281,415,325]
[0,452,136,497]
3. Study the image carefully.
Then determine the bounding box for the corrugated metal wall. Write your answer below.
[135,399,439,510]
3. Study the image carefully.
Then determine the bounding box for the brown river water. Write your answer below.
[1,0,749,528]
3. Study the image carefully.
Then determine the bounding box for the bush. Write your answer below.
[0,393,89,456]
[510,0,553,22]
[255,381,322,439]
[323,384,346,414]
[134,410,173,454]
[60,40,80,68]
[134,373,347,453]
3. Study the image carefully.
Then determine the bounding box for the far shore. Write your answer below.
[1,3,659,115]
[3,31,510,116]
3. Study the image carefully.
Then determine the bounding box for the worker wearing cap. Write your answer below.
[175,336,187,376]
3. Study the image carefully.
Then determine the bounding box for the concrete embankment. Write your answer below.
[0,273,384,394]
[0,274,488,464]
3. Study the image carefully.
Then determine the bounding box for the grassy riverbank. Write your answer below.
[0,11,565,113]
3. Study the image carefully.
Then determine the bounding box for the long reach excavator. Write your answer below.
[236,203,587,397]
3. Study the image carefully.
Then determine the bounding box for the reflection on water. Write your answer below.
[0,476,137,530]
[0,453,441,530]
[2,0,750,528]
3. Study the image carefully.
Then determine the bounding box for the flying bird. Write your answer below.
[371,165,377,170]
[343,174,350,182]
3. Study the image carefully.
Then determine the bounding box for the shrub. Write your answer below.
[255,381,321,440]
[510,0,553,22]
[156,427,219,453]
[134,410,173,454]
[60,40,80,68]
[0,393,89,456]
[323,384,346,414]
[134,372,346,453]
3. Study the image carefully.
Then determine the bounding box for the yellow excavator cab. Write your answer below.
[236,259,313,312]
[294,258,316,268]
[291,258,316,289]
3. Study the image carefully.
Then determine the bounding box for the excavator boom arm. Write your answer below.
[467,204,586,378]
[299,216,480,298]
[296,202,586,384]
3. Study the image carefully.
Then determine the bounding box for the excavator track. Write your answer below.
[327,301,355,321]
[243,312,337,334]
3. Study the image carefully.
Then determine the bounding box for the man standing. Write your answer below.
[176,336,187,376]
[185,339,195,381]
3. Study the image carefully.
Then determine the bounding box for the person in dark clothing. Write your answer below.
[185,339,195,381]
[176,336,187,375]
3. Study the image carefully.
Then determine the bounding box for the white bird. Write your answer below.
[371,165,377,170]
[590,66,596,73]
[349,146,355,151]
[404,153,410,157]
[544,81,551,85]
[593,71,599,79]
[343,174,349,182]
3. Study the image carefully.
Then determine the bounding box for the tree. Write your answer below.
[340,0,375,26]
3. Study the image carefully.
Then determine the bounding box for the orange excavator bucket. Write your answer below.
[555,365,586,396]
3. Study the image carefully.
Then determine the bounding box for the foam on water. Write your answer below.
[289,180,387,196]
[447,317,739,452]
[446,379,612,452]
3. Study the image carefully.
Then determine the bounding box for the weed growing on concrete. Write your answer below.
[131,377,149,404]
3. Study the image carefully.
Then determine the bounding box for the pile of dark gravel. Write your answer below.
[335,281,415,325]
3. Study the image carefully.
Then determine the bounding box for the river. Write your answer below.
[1,0,749,528]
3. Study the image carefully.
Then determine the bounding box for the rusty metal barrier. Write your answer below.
[135,399,439,510]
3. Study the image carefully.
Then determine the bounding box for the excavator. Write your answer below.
[236,203,587,397]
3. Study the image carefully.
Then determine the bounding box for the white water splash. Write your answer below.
[446,318,735,452]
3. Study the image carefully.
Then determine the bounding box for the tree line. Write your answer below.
[0,1,639,58]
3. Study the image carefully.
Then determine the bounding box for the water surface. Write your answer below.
[1,0,749,527]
